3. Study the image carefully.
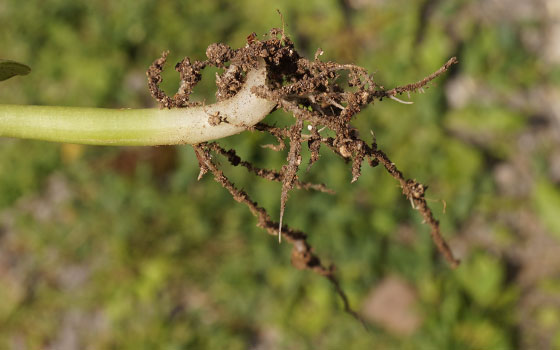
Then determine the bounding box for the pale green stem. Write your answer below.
[0,63,275,146]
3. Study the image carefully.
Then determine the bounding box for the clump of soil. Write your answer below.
[147,28,458,322]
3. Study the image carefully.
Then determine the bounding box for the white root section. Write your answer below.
[177,60,276,144]
[389,95,414,105]
[0,60,276,146]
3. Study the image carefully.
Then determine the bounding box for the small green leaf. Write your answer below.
[0,59,31,81]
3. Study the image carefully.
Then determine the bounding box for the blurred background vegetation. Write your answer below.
[1,0,560,349]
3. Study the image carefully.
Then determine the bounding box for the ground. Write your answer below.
[1,1,560,349]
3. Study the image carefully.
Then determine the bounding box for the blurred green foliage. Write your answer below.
[1,0,559,349]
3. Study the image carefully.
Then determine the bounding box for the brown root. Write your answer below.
[148,27,459,323]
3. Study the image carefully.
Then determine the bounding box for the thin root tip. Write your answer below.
[389,95,414,105]
[450,258,461,269]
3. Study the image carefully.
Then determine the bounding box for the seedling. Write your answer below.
[0,28,459,321]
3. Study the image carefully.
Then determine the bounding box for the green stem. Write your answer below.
[0,105,196,146]
[0,63,275,146]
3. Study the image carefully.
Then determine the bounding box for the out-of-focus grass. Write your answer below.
[1,0,559,349]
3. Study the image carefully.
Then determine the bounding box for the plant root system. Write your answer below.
[147,28,459,322]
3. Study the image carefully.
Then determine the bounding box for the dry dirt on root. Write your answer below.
[146,28,458,322]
